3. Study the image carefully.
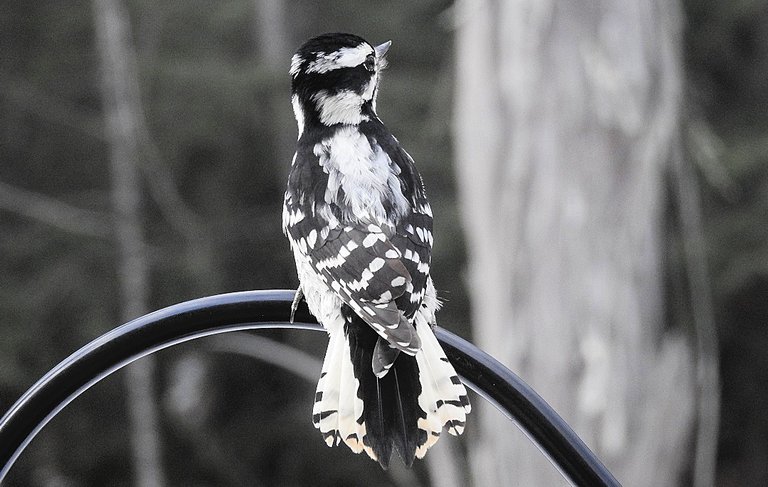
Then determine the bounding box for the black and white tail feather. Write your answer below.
[283,33,470,468]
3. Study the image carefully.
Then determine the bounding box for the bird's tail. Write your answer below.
[312,316,471,468]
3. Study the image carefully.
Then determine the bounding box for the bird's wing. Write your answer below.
[390,207,433,318]
[288,216,420,355]
[283,140,434,357]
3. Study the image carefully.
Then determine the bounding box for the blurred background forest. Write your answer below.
[0,0,766,486]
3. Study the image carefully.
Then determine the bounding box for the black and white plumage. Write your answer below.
[282,33,470,468]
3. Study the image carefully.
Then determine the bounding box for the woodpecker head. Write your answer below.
[290,33,391,136]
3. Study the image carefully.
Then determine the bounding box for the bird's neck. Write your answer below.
[293,91,378,138]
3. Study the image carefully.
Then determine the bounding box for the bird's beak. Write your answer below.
[375,40,392,58]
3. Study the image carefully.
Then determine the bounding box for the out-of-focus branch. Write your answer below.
[686,119,737,202]
[1,74,204,243]
[92,1,164,486]
[207,332,321,382]
[135,122,204,239]
[0,75,106,140]
[673,143,720,487]
[253,0,289,69]
[0,180,112,238]
[253,0,294,181]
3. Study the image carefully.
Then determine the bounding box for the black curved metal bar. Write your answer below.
[0,290,620,486]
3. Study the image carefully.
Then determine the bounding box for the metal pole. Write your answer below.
[0,290,620,486]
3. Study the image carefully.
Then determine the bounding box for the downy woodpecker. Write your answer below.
[283,33,470,468]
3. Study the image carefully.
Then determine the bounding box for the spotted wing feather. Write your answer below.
[310,223,421,356]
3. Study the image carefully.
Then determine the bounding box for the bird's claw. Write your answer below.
[290,287,304,323]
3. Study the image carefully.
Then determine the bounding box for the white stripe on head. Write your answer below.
[290,54,303,77]
[306,44,373,74]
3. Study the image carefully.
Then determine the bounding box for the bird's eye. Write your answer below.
[363,55,375,72]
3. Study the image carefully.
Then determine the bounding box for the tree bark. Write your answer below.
[454,1,696,485]
[93,1,164,486]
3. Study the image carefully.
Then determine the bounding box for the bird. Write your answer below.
[282,33,470,469]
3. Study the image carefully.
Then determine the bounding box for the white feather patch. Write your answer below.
[289,54,303,77]
[313,127,410,225]
[414,323,470,455]
[312,328,369,456]
[292,95,305,138]
[312,90,370,126]
[313,331,344,446]
[412,278,470,457]
[337,338,363,453]
[306,44,373,73]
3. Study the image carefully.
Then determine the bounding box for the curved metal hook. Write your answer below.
[0,290,619,486]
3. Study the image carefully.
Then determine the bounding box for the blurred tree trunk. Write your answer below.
[454,1,697,486]
[253,0,293,179]
[93,1,165,486]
